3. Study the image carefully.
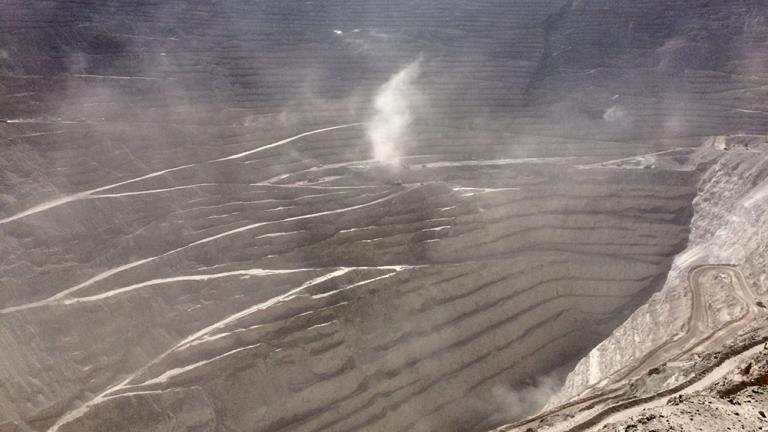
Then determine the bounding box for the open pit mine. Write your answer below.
[1,1,767,432]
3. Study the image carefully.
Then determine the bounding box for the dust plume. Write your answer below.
[490,373,563,422]
[366,59,422,168]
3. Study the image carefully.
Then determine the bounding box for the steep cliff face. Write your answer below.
[555,138,768,404]
[0,1,766,432]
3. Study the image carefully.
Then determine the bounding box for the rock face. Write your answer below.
[595,344,768,432]
[556,137,768,404]
[0,1,766,432]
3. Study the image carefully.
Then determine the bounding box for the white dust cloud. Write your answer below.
[366,59,422,168]
[491,374,562,421]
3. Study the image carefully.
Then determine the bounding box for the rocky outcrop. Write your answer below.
[595,343,768,432]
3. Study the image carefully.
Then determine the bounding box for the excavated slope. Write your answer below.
[0,1,766,431]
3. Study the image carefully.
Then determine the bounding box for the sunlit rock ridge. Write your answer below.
[0,1,766,432]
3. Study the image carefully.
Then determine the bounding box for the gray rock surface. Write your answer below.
[0,1,766,431]
[597,344,768,432]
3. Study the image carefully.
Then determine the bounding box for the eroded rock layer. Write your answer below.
[0,1,766,431]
